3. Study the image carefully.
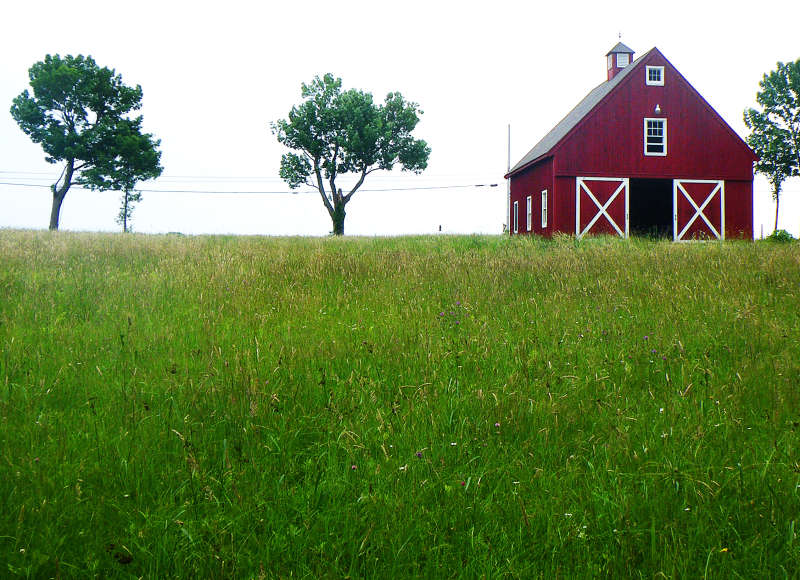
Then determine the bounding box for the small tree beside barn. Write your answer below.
[506,43,757,240]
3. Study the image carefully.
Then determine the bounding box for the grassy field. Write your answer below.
[1,230,798,578]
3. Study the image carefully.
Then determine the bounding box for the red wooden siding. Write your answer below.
[724,180,753,239]
[554,176,575,234]
[553,51,755,181]
[509,157,553,235]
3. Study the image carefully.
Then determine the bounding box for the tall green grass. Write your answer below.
[1,231,798,577]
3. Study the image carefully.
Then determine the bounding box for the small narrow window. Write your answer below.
[607,54,614,70]
[513,201,519,233]
[644,118,667,156]
[541,190,548,228]
[526,196,532,231]
[617,53,629,68]
[646,66,664,86]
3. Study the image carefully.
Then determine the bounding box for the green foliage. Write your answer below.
[1,232,799,577]
[9,54,162,229]
[765,228,795,242]
[272,74,430,235]
[744,58,800,230]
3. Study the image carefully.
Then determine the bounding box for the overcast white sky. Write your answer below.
[1,0,799,237]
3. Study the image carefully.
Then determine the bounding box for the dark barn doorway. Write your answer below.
[629,179,673,238]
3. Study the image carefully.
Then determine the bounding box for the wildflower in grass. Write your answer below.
[494,422,500,428]
[644,335,649,340]
[351,464,357,470]
[651,349,657,354]
[455,301,460,306]
[450,442,457,446]
[416,451,423,458]
[460,480,466,486]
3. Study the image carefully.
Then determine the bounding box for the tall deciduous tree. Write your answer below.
[744,59,800,232]
[272,74,430,235]
[10,54,162,230]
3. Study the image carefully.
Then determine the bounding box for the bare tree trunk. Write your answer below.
[332,202,346,236]
[774,189,780,232]
[49,190,66,230]
[49,160,74,231]
[123,191,129,233]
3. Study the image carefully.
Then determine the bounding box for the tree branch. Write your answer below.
[314,163,334,217]
[53,158,75,199]
[328,143,340,203]
[343,167,369,203]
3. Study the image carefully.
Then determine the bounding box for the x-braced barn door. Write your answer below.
[576,177,629,239]
[673,180,724,241]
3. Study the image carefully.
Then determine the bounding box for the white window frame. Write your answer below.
[607,54,614,70]
[541,190,548,228]
[526,195,532,231]
[513,200,519,233]
[644,118,667,156]
[646,66,665,86]
[617,53,629,68]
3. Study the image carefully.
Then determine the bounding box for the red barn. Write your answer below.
[506,43,757,240]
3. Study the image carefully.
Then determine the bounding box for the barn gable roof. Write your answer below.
[508,49,654,177]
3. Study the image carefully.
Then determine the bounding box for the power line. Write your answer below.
[0,170,500,182]
[0,181,500,195]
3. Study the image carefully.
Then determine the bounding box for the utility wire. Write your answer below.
[0,181,500,194]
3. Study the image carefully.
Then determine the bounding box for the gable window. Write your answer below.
[617,53,629,68]
[526,195,532,231]
[513,201,519,233]
[646,66,664,86]
[541,190,548,228]
[644,118,667,156]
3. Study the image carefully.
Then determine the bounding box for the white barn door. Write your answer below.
[576,177,629,239]
[673,180,725,241]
